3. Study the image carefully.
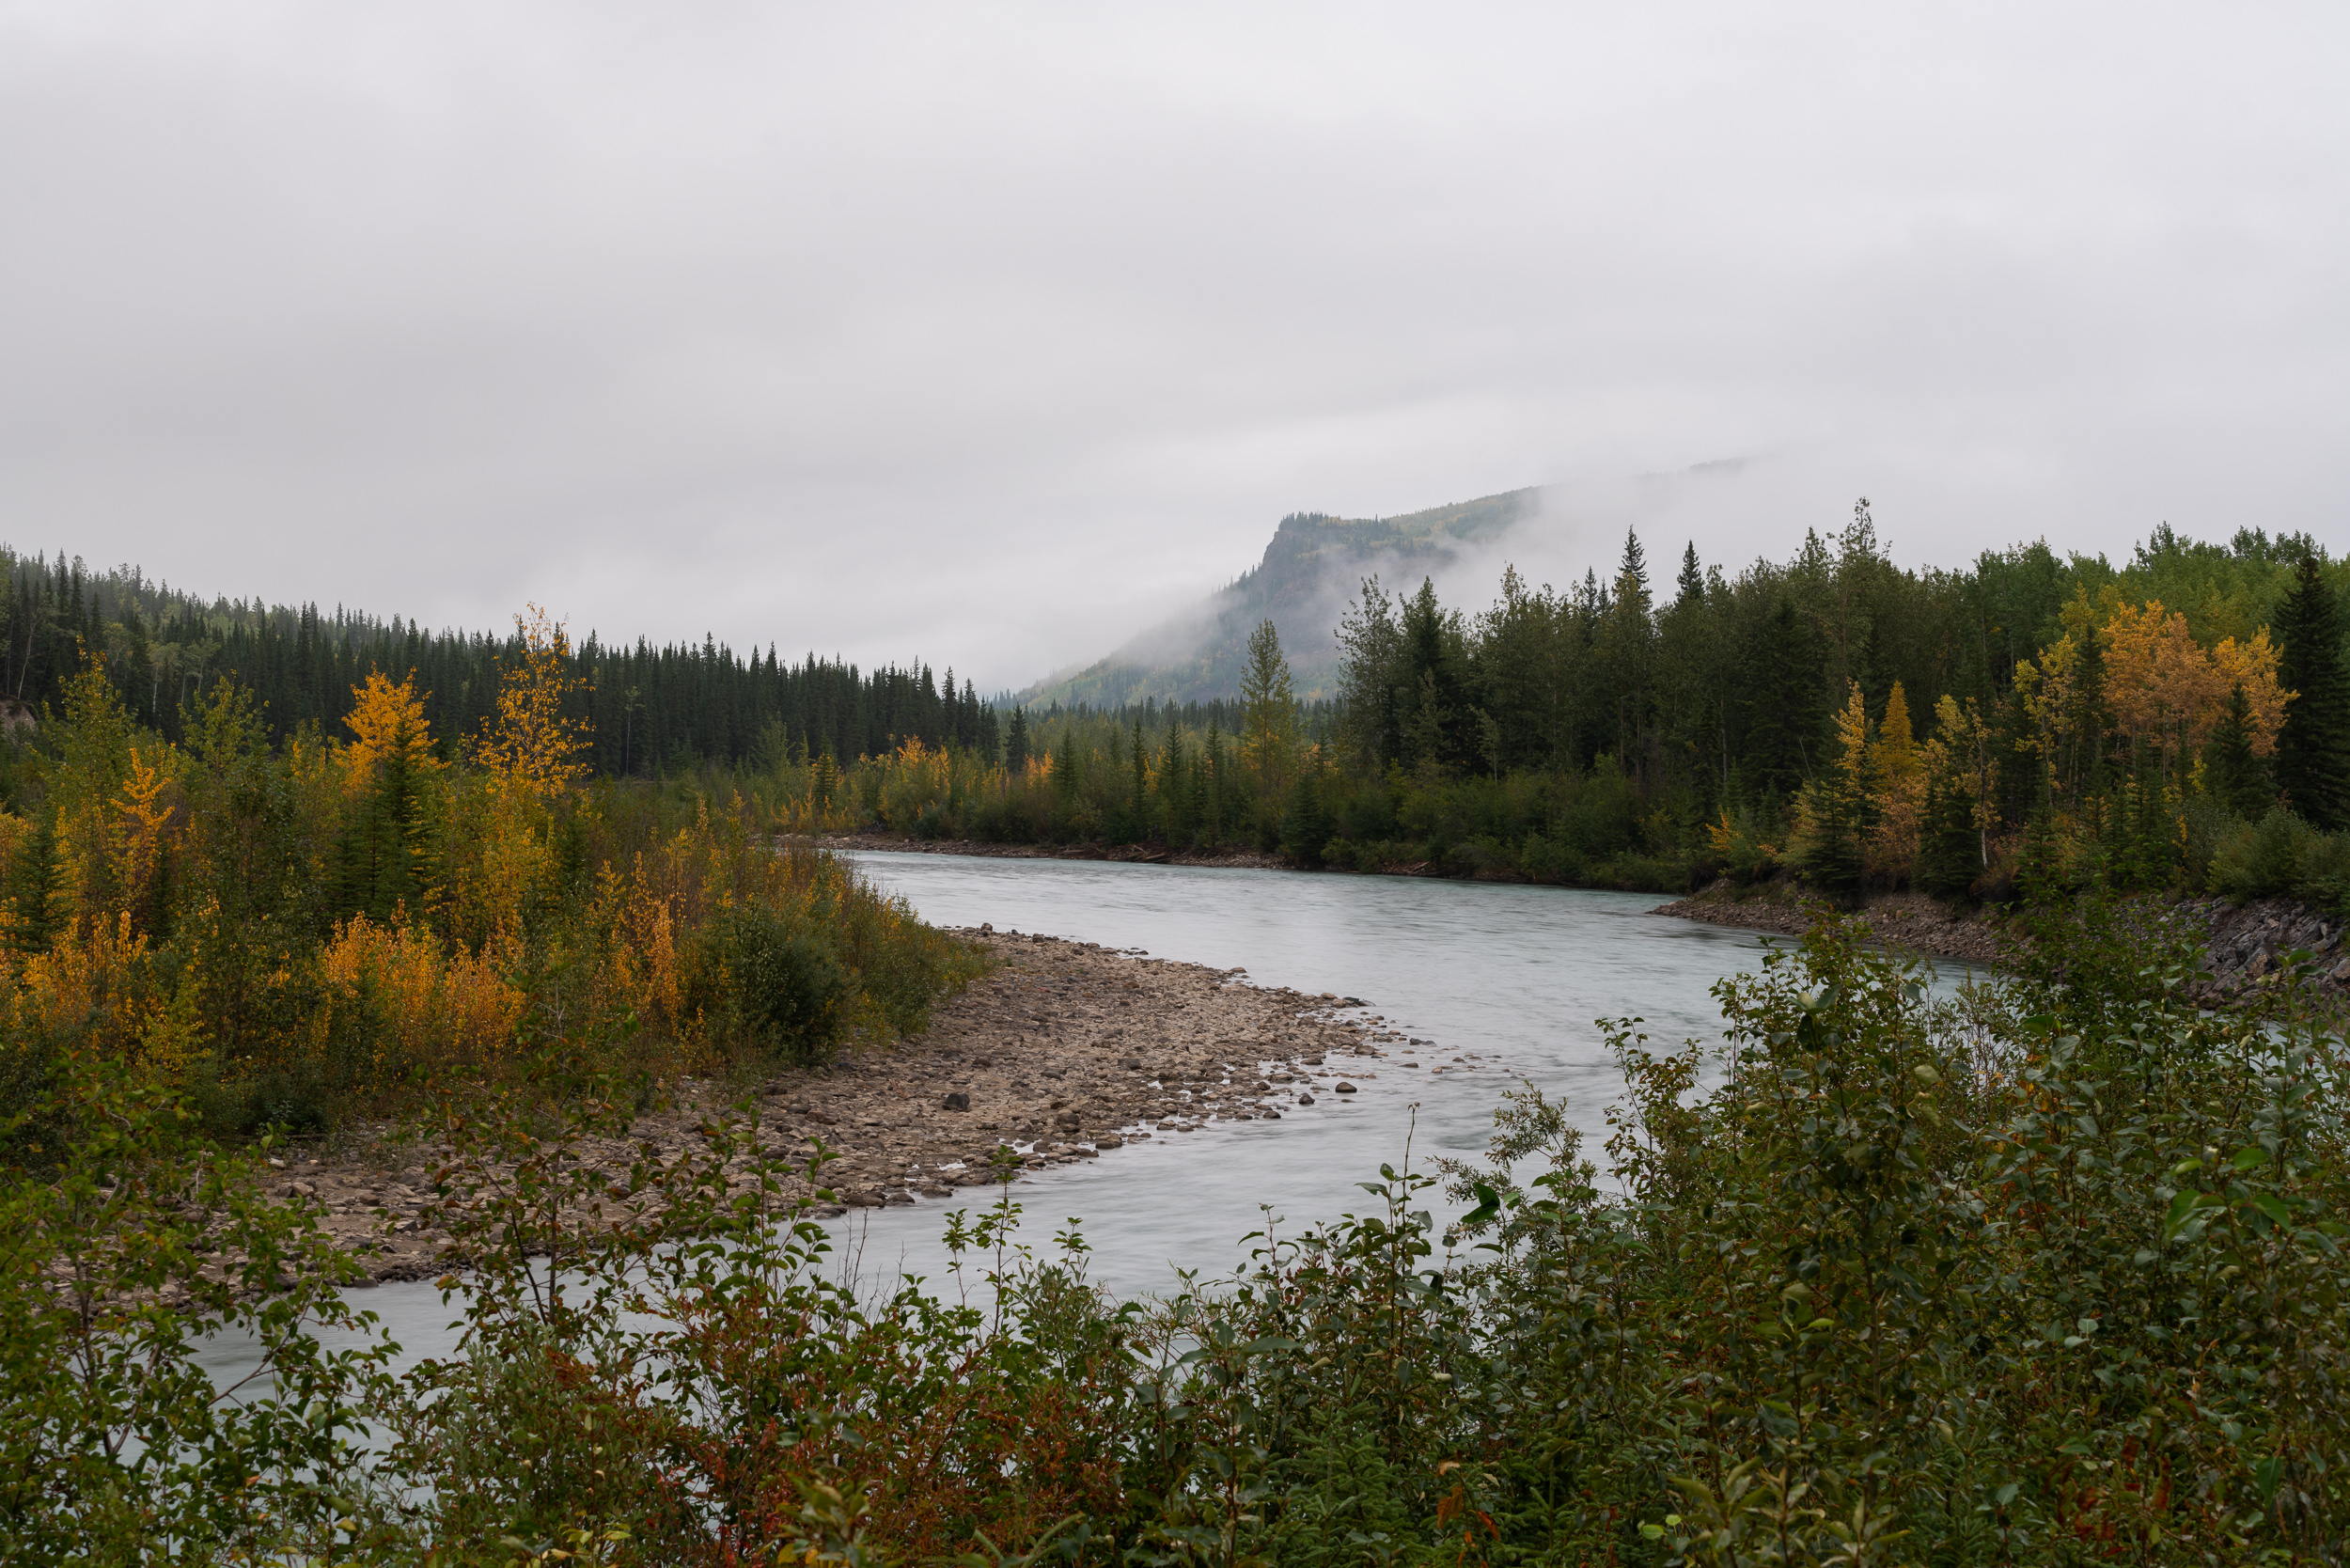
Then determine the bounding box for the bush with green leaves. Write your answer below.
[682,902,852,1066]
[0,1056,394,1561]
[10,902,2348,1563]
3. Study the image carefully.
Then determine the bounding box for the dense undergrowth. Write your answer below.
[10,894,2346,1563]
[0,618,979,1157]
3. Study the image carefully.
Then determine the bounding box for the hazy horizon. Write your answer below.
[4,3,2343,689]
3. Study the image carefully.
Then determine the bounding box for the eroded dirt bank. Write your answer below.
[278,931,1413,1282]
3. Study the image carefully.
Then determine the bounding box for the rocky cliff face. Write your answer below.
[1016,487,1541,708]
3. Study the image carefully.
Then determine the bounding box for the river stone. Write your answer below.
[1296,1093,1314,1106]
[942,1092,971,1111]
[1334,1082,1356,1093]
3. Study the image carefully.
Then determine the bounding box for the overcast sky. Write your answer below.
[3,3,2343,687]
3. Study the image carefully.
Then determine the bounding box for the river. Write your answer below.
[197,853,1986,1381]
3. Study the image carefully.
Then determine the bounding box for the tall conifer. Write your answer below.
[2274,555,2350,829]
[2202,682,2272,819]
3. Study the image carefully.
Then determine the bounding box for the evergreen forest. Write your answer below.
[834,510,2350,918]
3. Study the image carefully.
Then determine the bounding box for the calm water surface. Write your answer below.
[199,855,1982,1383]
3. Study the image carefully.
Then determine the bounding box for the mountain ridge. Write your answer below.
[1012,486,1542,708]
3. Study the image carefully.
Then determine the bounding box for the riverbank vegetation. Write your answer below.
[14,890,2347,1561]
[807,517,2350,918]
[20,522,2345,917]
[0,605,977,1152]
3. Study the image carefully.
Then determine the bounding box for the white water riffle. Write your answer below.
[198,854,1987,1387]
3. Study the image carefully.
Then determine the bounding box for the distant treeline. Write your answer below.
[11,512,2350,912]
[820,510,2350,915]
[0,550,1003,775]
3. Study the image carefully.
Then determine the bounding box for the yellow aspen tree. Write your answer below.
[454,607,592,950]
[2210,629,2291,754]
[1935,696,1998,831]
[2012,633,2088,800]
[474,605,591,802]
[2099,600,2228,770]
[1866,681,1926,880]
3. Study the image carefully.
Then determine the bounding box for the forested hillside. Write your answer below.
[0,550,995,778]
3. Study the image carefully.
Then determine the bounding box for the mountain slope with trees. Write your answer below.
[1014,487,1539,708]
[851,509,2350,923]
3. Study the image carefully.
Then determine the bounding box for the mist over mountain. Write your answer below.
[1013,488,1542,707]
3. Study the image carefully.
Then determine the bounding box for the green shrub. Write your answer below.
[686,903,851,1066]
[2208,808,2317,901]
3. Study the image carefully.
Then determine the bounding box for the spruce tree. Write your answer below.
[5,820,62,954]
[1280,766,1332,867]
[1129,713,1147,839]
[2274,555,2350,829]
[2201,682,2272,819]
[1915,777,1980,898]
[1746,599,1821,797]
[1675,541,1703,609]
[1005,707,1030,774]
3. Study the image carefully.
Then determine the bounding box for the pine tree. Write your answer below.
[2274,555,2350,829]
[1238,619,1297,804]
[1915,777,1980,899]
[1675,541,1703,609]
[1005,707,1030,774]
[2202,682,2272,819]
[1280,765,1333,867]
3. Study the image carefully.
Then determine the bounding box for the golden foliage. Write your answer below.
[473,605,590,801]
[1866,682,1926,880]
[2099,599,2291,765]
[320,916,526,1090]
[2013,631,2092,794]
[1929,694,1999,829]
[2210,628,2289,755]
[343,669,441,789]
[110,745,178,932]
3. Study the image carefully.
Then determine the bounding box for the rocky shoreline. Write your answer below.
[276,930,1406,1282]
[1651,886,2010,967]
[1653,881,2350,1002]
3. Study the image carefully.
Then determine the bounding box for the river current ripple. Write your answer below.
[198,854,1984,1382]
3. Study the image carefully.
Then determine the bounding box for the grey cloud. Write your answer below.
[2,2,2342,686]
